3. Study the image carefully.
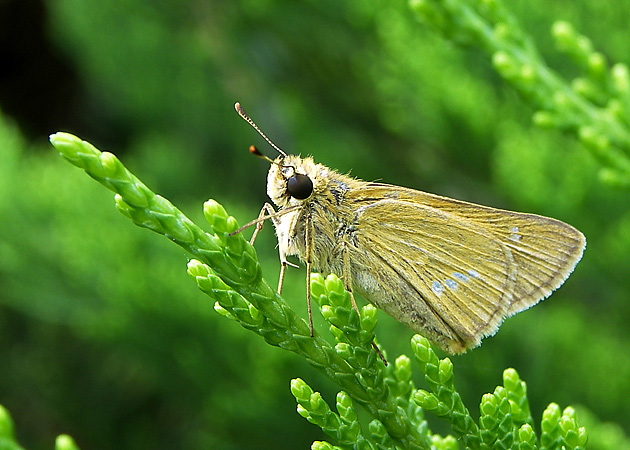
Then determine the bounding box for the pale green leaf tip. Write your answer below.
[394,354,412,381]
[290,378,311,400]
[551,20,573,41]
[203,199,228,219]
[311,441,334,450]
[56,434,79,450]
[49,131,77,145]
[438,358,454,383]
[0,404,15,438]
[49,132,78,152]
[186,258,204,273]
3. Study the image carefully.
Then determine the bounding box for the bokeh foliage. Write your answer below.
[1,0,630,448]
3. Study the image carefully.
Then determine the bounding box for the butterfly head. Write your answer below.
[267,154,328,208]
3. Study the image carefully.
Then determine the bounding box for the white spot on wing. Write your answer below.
[468,269,480,279]
[444,278,457,290]
[432,281,443,295]
[453,272,468,282]
[509,226,520,242]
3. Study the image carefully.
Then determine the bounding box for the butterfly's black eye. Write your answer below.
[287,173,313,200]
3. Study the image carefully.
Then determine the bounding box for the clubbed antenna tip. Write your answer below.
[234,102,288,158]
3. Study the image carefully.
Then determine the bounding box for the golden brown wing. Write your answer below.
[344,183,585,353]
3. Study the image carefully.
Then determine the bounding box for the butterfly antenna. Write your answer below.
[235,102,288,157]
[248,145,275,164]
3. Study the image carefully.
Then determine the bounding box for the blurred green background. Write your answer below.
[1,0,629,448]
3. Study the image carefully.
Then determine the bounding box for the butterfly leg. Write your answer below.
[340,241,360,315]
[305,210,314,337]
[249,203,277,245]
[249,203,298,295]
[277,263,287,294]
[276,248,300,295]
